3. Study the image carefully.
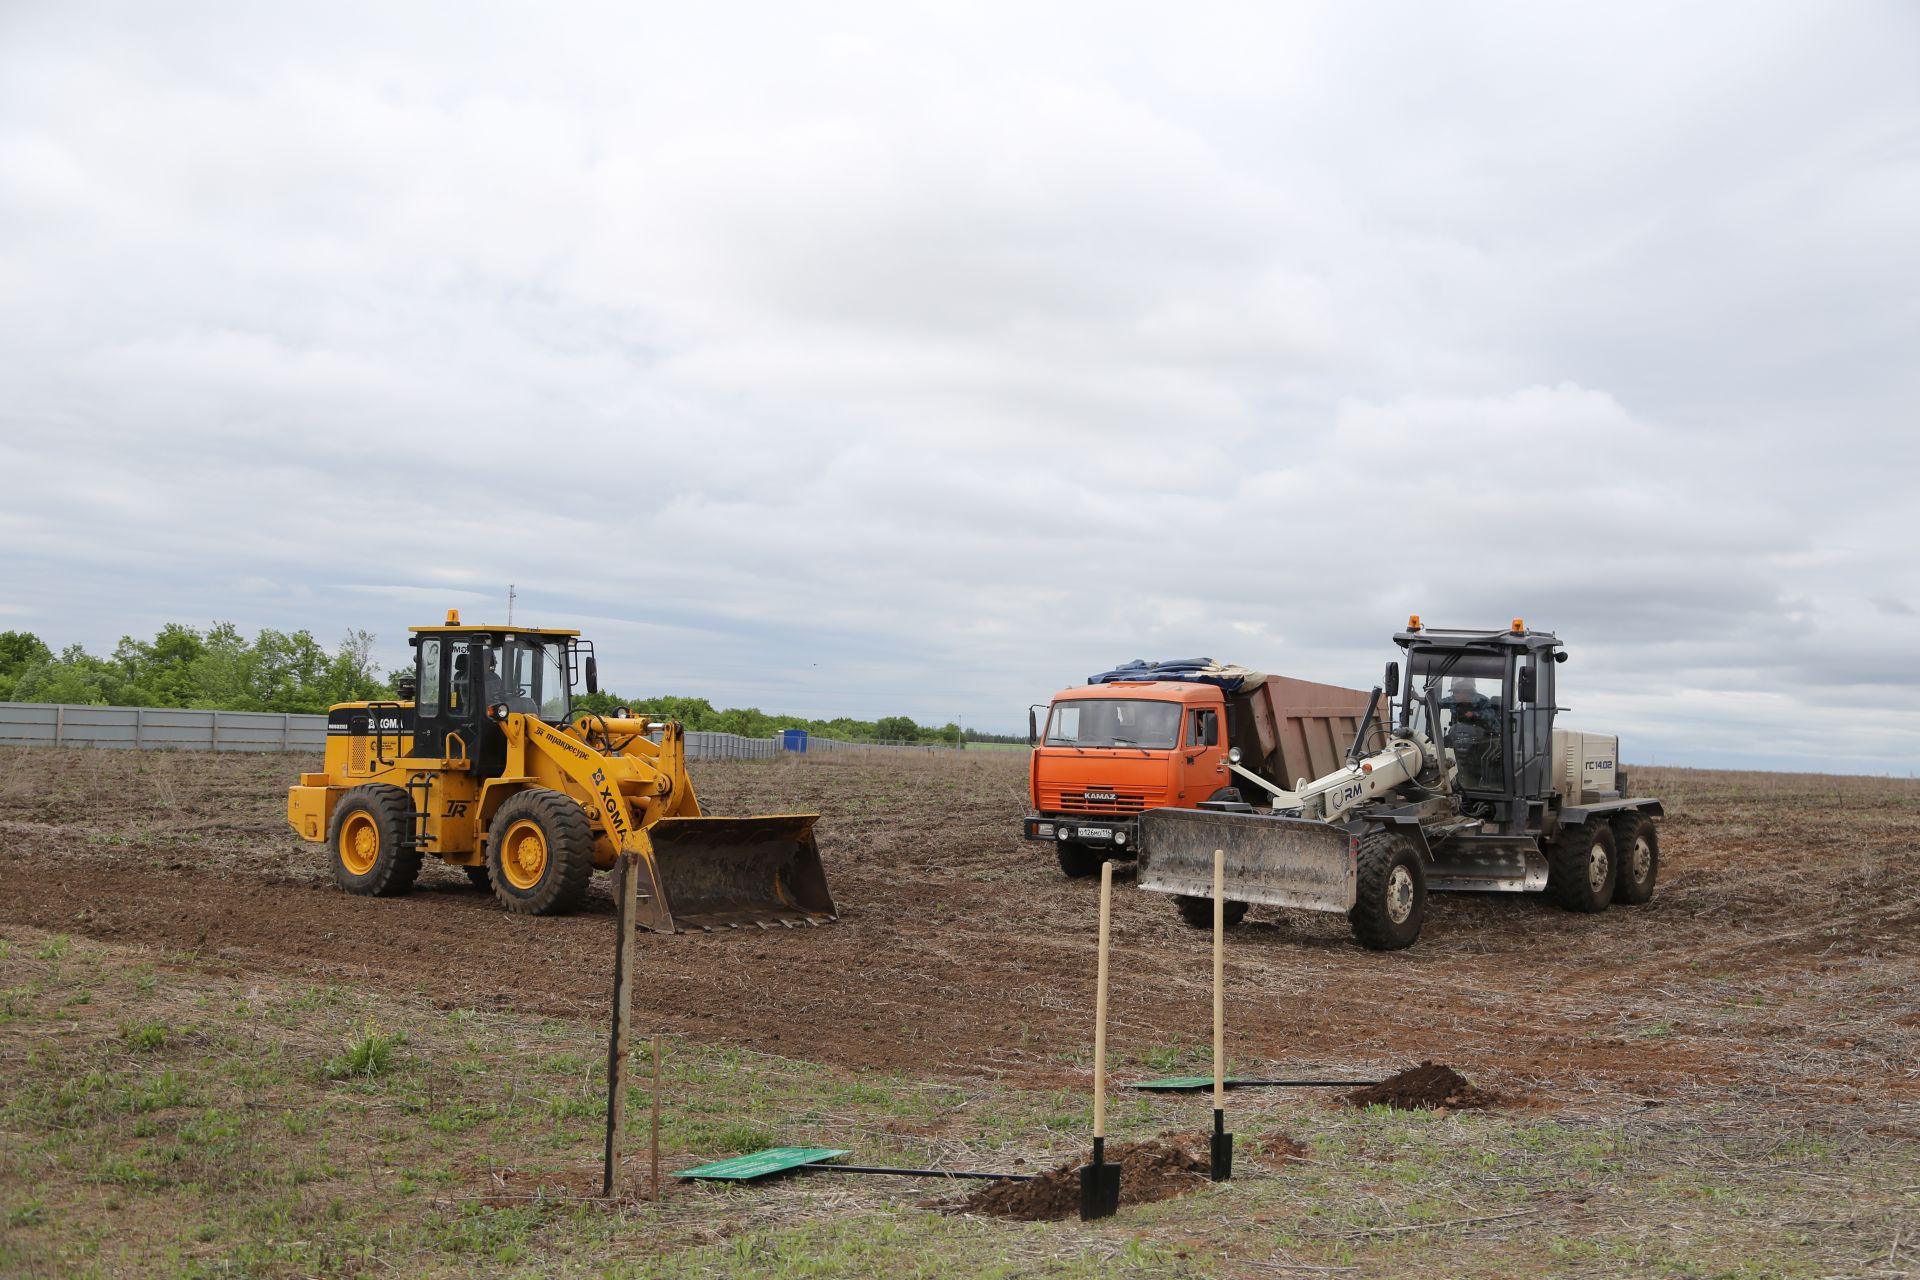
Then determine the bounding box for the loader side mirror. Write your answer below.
[1518,667,1537,702]
[1028,708,1037,747]
[586,655,599,695]
[1384,662,1399,697]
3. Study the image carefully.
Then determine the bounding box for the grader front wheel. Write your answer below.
[485,790,595,916]
[328,784,422,897]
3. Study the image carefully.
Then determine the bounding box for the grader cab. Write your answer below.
[286,612,836,931]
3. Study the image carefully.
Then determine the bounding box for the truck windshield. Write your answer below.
[1045,699,1182,750]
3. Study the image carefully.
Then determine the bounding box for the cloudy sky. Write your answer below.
[2,2,1916,772]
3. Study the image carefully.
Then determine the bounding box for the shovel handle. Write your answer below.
[1093,858,1113,1140]
[1213,848,1225,1112]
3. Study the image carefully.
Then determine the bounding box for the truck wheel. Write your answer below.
[1174,895,1249,929]
[1548,822,1617,913]
[1609,813,1658,905]
[486,789,595,916]
[1349,828,1425,950]
[1056,840,1104,879]
[328,784,422,897]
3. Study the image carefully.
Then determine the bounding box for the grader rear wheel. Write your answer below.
[1548,821,1617,913]
[1610,813,1659,905]
[485,789,595,916]
[327,784,422,897]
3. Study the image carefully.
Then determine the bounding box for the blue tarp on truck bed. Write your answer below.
[1087,659,1256,693]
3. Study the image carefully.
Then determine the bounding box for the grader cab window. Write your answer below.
[1409,651,1506,791]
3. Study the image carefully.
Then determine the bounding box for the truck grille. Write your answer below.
[1060,791,1148,813]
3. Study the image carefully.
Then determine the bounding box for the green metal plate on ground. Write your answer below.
[1128,1075,1224,1091]
[674,1148,851,1181]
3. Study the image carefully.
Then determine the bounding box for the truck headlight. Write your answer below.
[1228,747,1242,764]
[1114,830,1127,846]
[1057,828,1070,841]
[1036,823,1054,838]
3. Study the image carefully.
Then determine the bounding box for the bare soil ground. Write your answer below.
[1,746,1916,1276]
[2,747,1915,1115]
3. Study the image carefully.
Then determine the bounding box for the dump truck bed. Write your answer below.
[1228,674,1384,791]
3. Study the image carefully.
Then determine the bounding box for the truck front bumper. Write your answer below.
[1024,813,1141,853]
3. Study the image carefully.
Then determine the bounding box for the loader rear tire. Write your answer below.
[1609,813,1658,905]
[328,784,422,898]
[486,789,595,916]
[1548,821,1617,913]
[1349,827,1425,951]
[1056,840,1104,879]
[1174,895,1249,929]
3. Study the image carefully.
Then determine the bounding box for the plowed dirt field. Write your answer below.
[3,747,1914,1115]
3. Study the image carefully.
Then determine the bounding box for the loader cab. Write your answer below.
[1394,622,1564,835]
[409,621,581,780]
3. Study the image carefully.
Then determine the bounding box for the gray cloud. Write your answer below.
[1,2,1916,772]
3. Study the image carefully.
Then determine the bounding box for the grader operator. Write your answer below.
[1137,619,1662,949]
[285,612,836,931]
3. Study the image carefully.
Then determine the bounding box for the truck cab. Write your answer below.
[1023,681,1234,877]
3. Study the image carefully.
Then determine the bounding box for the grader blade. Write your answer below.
[1138,808,1358,914]
[644,814,836,931]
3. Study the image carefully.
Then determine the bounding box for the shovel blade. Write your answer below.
[1138,808,1358,914]
[1079,1161,1121,1221]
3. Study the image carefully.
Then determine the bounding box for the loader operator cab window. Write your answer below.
[496,637,573,722]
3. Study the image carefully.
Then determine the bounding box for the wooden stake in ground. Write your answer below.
[1211,847,1233,1181]
[649,1032,662,1202]
[602,853,640,1198]
[1080,859,1121,1221]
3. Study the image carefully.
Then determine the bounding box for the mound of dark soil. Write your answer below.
[1343,1061,1499,1111]
[952,1138,1209,1222]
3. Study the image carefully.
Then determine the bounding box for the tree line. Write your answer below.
[0,624,1023,746]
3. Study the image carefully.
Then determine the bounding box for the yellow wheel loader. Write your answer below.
[285,612,836,931]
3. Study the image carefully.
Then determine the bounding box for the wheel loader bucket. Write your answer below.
[642,814,837,931]
[1138,808,1359,914]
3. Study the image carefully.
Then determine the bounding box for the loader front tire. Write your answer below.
[1548,821,1617,913]
[328,784,422,898]
[1609,813,1658,905]
[486,789,595,916]
[1174,895,1249,929]
[1349,827,1425,951]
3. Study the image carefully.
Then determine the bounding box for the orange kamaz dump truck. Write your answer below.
[1023,660,1380,878]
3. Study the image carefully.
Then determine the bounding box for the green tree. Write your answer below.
[10,645,123,705]
[873,715,918,742]
[0,630,53,700]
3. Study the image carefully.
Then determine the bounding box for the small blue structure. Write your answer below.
[780,729,810,753]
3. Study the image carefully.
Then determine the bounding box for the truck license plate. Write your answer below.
[1077,827,1113,840]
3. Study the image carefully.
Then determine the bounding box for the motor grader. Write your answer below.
[285,612,835,930]
[1136,619,1663,950]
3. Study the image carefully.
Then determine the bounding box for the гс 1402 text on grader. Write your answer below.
[285,612,836,931]
[1137,619,1663,950]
